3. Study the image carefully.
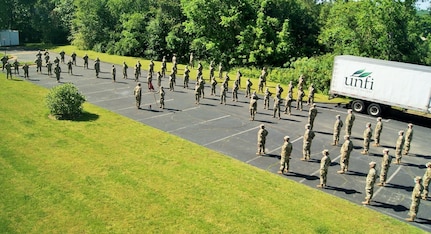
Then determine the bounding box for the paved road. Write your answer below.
[6,49,431,231]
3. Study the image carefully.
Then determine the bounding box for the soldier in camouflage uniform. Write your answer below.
[184,66,190,88]
[220,81,227,105]
[67,59,73,75]
[421,162,431,200]
[403,123,414,155]
[134,64,139,82]
[249,91,259,121]
[71,52,77,65]
[273,96,282,120]
[59,50,65,63]
[46,61,53,76]
[378,148,392,186]
[194,82,201,105]
[123,62,128,79]
[394,130,405,164]
[307,83,316,106]
[158,87,165,109]
[406,176,423,222]
[189,52,194,68]
[197,61,203,78]
[161,56,167,77]
[111,64,116,82]
[278,136,293,174]
[83,54,89,69]
[337,135,353,174]
[296,87,304,111]
[1,55,8,71]
[54,63,61,83]
[361,122,372,155]
[22,64,29,79]
[308,104,318,129]
[236,70,242,88]
[5,62,12,79]
[284,86,293,115]
[94,58,100,78]
[13,59,19,75]
[218,62,223,79]
[345,109,355,136]
[232,79,239,102]
[211,77,217,96]
[35,57,43,73]
[317,149,331,188]
[134,83,142,109]
[362,161,378,205]
[263,87,272,109]
[373,117,383,146]
[245,78,252,98]
[198,76,205,98]
[149,60,155,77]
[301,124,315,161]
[157,71,163,87]
[332,115,343,146]
[256,124,268,155]
[258,75,264,93]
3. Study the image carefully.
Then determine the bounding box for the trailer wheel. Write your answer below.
[367,103,382,117]
[352,100,365,113]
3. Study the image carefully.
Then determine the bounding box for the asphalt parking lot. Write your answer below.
[7,49,431,231]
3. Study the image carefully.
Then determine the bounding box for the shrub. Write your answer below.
[46,83,86,120]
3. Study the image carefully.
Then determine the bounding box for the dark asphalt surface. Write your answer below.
[6,49,431,231]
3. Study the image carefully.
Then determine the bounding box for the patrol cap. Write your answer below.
[369,161,376,166]
[415,176,422,181]
[313,104,317,107]
[305,124,311,129]
[383,148,389,153]
[377,117,382,121]
[260,124,265,128]
[284,136,290,140]
[426,162,431,167]
[336,114,340,118]
[398,130,404,135]
[408,123,413,127]
[322,149,329,155]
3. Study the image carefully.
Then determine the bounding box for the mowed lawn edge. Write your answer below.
[0,74,424,233]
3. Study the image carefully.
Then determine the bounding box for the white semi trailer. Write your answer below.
[329,55,431,116]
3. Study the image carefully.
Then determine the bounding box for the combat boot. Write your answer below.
[361,199,370,205]
[316,184,324,188]
[377,182,385,186]
[337,170,345,174]
[331,142,336,146]
[405,214,416,222]
[283,169,289,173]
[277,170,283,174]
[361,150,368,155]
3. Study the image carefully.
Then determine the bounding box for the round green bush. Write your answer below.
[46,83,86,120]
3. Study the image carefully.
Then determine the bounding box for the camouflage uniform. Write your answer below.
[232,80,239,102]
[317,150,331,188]
[71,52,77,65]
[54,64,61,82]
[220,82,227,105]
[332,115,343,146]
[421,163,431,200]
[5,62,12,79]
[263,88,272,109]
[301,124,315,161]
[199,77,205,98]
[13,60,19,74]
[236,70,242,88]
[245,79,252,97]
[157,72,163,87]
[35,58,43,73]
[83,54,89,69]
[218,63,223,79]
[1,55,8,71]
[258,75,264,93]
[307,84,315,105]
[67,60,73,75]
[210,77,217,96]
[111,65,116,82]
[361,123,372,155]
[159,87,165,109]
[345,109,355,136]
[378,149,392,186]
[273,96,281,119]
[337,135,353,173]
[59,50,65,63]
[249,92,259,121]
[373,117,383,146]
[278,136,293,174]
[46,61,53,76]
[362,162,378,205]
[394,131,405,164]
[308,104,317,129]
[23,64,29,79]
[256,125,268,155]
[195,83,201,104]
[406,176,423,222]
[403,124,413,155]
[134,83,142,109]
[284,89,293,115]
[296,88,304,111]
[123,62,128,79]
[184,66,190,88]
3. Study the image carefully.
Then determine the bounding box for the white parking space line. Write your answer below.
[167,115,231,133]
[203,126,261,146]
[299,154,342,183]
[374,165,403,197]
[246,136,304,164]
[139,104,200,121]
[84,86,131,95]
[113,99,174,111]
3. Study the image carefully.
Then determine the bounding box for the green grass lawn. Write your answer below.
[0,74,426,233]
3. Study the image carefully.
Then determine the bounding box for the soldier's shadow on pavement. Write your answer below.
[263,153,280,160]
[385,183,413,192]
[314,130,332,136]
[416,217,431,225]
[145,108,162,112]
[370,153,383,158]
[290,113,307,118]
[164,107,181,112]
[403,162,426,169]
[255,120,276,124]
[10,78,24,81]
[380,144,396,150]
[345,170,367,177]
[324,185,361,195]
[287,172,319,181]
[200,103,217,107]
[371,201,408,212]
[415,154,431,160]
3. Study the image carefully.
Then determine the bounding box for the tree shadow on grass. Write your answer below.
[372,201,408,212]
[74,111,100,122]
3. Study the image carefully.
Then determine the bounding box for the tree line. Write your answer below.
[2,0,431,90]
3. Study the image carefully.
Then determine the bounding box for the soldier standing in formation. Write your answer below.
[301,124,315,161]
[272,96,281,119]
[337,135,353,174]
[406,176,424,222]
[218,62,223,79]
[403,123,414,155]
[13,59,19,75]
[232,79,239,102]
[373,117,383,146]
[307,83,315,106]
[5,62,12,79]
[67,59,73,75]
[275,83,283,99]
[210,77,217,95]
[149,60,155,77]
[161,56,167,77]
[83,54,89,69]
[169,73,175,91]
[184,66,190,88]
[258,75,264,93]
[123,62,128,79]
[46,61,53,76]
[134,83,142,109]
[147,74,155,91]
[260,67,267,87]
[362,161,378,205]
[198,77,205,98]
[245,78,252,98]
[256,124,268,155]
[1,55,8,71]
[361,122,372,155]
[219,81,227,105]
[71,52,77,65]
[422,162,431,200]
[137,60,142,77]
[94,58,100,78]
[111,65,116,82]
[332,115,343,146]
[278,136,293,174]
[35,57,43,73]
[283,87,293,115]
[378,148,392,186]
[249,91,259,121]
[189,52,194,68]
[134,64,139,81]
[44,52,50,65]
[59,50,65,63]
[317,149,331,188]
[197,61,203,78]
[157,71,163,87]
[158,87,165,109]
[22,64,29,79]
[263,87,272,109]
[194,83,201,104]
[236,70,242,88]
[308,104,318,129]
[345,109,355,136]
[394,130,405,164]
[54,56,60,64]
[296,87,304,111]
[54,63,61,83]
